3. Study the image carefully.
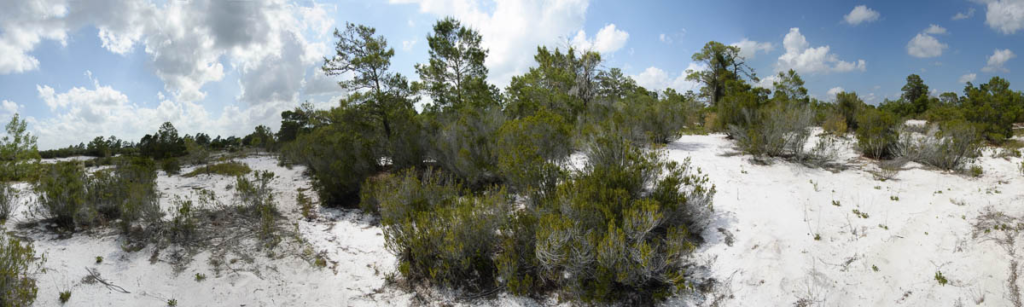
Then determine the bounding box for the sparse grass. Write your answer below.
[168,298,178,306]
[183,161,251,178]
[872,265,879,272]
[969,165,984,177]
[195,273,206,282]
[831,200,841,207]
[95,256,102,264]
[935,271,948,286]
[890,195,900,201]
[852,209,869,219]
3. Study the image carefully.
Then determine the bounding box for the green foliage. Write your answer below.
[913,121,981,170]
[822,112,848,135]
[0,114,41,181]
[58,290,71,304]
[297,191,315,220]
[504,47,592,121]
[170,197,198,245]
[960,77,1024,143]
[162,158,181,175]
[289,105,382,207]
[687,41,756,105]
[495,110,571,196]
[167,298,177,306]
[195,273,206,282]
[856,108,901,159]
[1,231,41,306]
[835,91,865,130]
[374,168,510,290]
[235,171,277,243]
[87,157,162,234]
[34,162,88,230]
[729,103,814,158]
[415,17,496,111]
[429,106,505,188]
[95,256,102,264]
[934,271,948,286]
[182,161,251,178]
[139,122,187,159]
[534,135,715,303]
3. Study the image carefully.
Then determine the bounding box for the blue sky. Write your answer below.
[1,0,1021,149]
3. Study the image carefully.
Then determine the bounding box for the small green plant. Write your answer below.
[809,180,820,192]
[195,273,206,282]
[852,209,869,219]
[182,161,251,178]
[1,231,42,306]
[297,192,315,220]
[831,200,841,207]
[235,171,277,245]
[167,298,178,306]
[0,183,17,222]
[872,265,879,272]
[934,271,948,286]
[95,256,103,264]
[890,195,900,201]
[813,233,821,241]
[873,185,881,190]
[59,290,71,304]
[969,165,983,177]
[314,255,327,268]
[878,224,888,230]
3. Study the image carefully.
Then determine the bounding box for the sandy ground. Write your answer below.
[6,131,1024,306]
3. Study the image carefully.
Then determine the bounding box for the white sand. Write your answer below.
[9,134,1024,306]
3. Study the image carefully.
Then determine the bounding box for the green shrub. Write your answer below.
[729,104,813,158]
[34,162,88,230]
[495,110,571,196]
[429,106,506,188]
[297,191,315,220]
[374,168,510,290]
[822,113,848,135]
[856,108,901,159]
[58,290,71,304]
[288,107,380,207]
[182,161,251,178]
[87,157,162,234]
[0,183,17,222]
[170,197,197,245]
[162,158,181,175]
[914,121,981,171]
[534,135,715,303]
[0,231,41,306]
[235,171,277,242]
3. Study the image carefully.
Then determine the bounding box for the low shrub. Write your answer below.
[235,171,277,243]
[34,162,88,230]
[534,135,715,303]
[821,113,848,135]
[182,161,251,178]
[374,168,510,290]
[297,191,315,220]
[917,121,981,171]
[729,104,814,159]
[0,230,41,306]
[86,157,162,235]
[162,158,181,175]
[856,108,901,159]
[170,197,198,245]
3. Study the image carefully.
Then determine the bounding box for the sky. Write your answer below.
[1,0,1022,150]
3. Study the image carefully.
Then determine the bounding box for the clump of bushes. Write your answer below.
[87,157,162,234]
[429,106,506,188]
[729,104,814,159]
[0,230,41,306]
[897,121,981,171]
[371,168,510,290]
[34,162,88,230]
[495,109,572,197]
[170,197,198,245]
[235,171,277,243]
[532,135,715,303]
[856,108,901,159]
[162,158,181,175]
[183,161,251,178]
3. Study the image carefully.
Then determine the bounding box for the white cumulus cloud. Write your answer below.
[907,33,947,58]
[953,7,975,20]
[632,63,704,94]
[983,0,1024,34]
[572,23,630,54]
[731,38,774,60]
[982,49,1016,72]
[777,28,866,74]
[827,87,844,101]
[959,73,977,83]
[844,5,881,25]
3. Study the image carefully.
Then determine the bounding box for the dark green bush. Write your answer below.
[34,162,88,230]
[0,231,40,306]
[534,135,715,303]
[856,108,901,159]
[495,109,572,196]
[162,158,181,175]
[374,168,510,290]
[289,106,381,207]
[429,106,506,188]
